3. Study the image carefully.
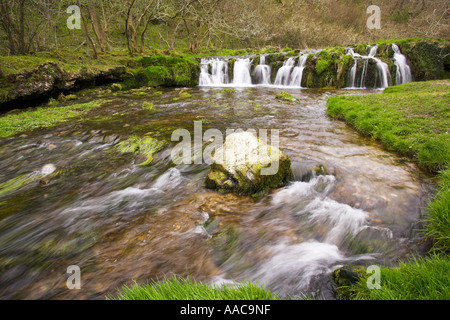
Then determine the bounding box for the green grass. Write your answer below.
[0,102,100,138]
[108,276,279,300]
[425,169,450,252]
[327,80,450,300]
[327,81,450,173]
[350,255,450,300]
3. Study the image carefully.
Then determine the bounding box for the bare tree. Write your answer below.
[78,1,98,58]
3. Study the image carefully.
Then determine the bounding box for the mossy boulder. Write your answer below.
[205,132,294,197]
[398,40,450,81]
[303,47,354,88]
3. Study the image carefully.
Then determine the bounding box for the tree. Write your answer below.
[78,1,98,58]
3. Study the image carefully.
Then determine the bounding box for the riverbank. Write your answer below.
[327,80,449,299]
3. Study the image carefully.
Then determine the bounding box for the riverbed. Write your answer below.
[0,86,433,299]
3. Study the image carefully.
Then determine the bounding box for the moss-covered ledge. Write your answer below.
[0,54,201,110]
[302,46,354,88]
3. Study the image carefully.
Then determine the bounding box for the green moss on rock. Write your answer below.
[275,92,298,103]
[332,265,367,300]
[116,135,167,166]
[303,46,353,88]
[137,56,200,87]
[205,132,294,197]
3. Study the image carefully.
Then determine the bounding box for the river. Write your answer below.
[0,86,433,299]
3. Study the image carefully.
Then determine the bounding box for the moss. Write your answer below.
[205,139,294,198]
[144,66,172,87]
[214,88,235,93]
[286,50,297,57]
[332,265,367,300]
[303,46,353,88]
[115,135,167,166]
[0,101,100,138]
[0,174,36,197]
[177,89,191,99]
[142,102,154,110]
[354,44,368,55]
[65,94,78,100]
[111,83,123,91]
[138,56,199,87]
[275,92,298,103]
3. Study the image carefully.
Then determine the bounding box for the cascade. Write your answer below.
[199,58,229,86]
[289,54,308,87]
[232,58,252,86]
[253,55,272,85]
[274,57,296,86]
[392,43,412,84]
[347,49,358,88]
[346,45,390,89]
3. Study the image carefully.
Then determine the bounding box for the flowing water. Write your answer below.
[392,44,413,85]
[0,86,433,299]
[347,45,391,89]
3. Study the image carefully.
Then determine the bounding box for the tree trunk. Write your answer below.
[80,5,98,59]
[126,0,137,57]
[88,5,105,53]
[100,0,112,51]
[18,0,27,54]
[53,1,63,59]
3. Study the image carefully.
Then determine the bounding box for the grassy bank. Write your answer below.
[351,255,449,299]
[327,80,450,299]
[108,276,279,300]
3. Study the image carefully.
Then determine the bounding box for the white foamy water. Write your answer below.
[249,241,344,298]
[227,173,373,298]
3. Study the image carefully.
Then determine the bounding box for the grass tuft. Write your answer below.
[107,275,279,300]
[351,255,450,300]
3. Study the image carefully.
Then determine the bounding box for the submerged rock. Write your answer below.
[205,132,293,197]
[116,135,167,166]
[275,92,298,103]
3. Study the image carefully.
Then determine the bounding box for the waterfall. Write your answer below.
[346,45,390,89]
[368,45,390,88]
[368,45,378,57]
[233,58,252,86]
[289,54,308,87]
[273,57,296,86]
[199,47,396,89]
[253,55,272,85]
[375,59,390,88]
[392,43,412,84]
[347,49,358,88]
[199,58,229,86]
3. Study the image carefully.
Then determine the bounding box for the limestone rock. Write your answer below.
[205,132,293,197]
